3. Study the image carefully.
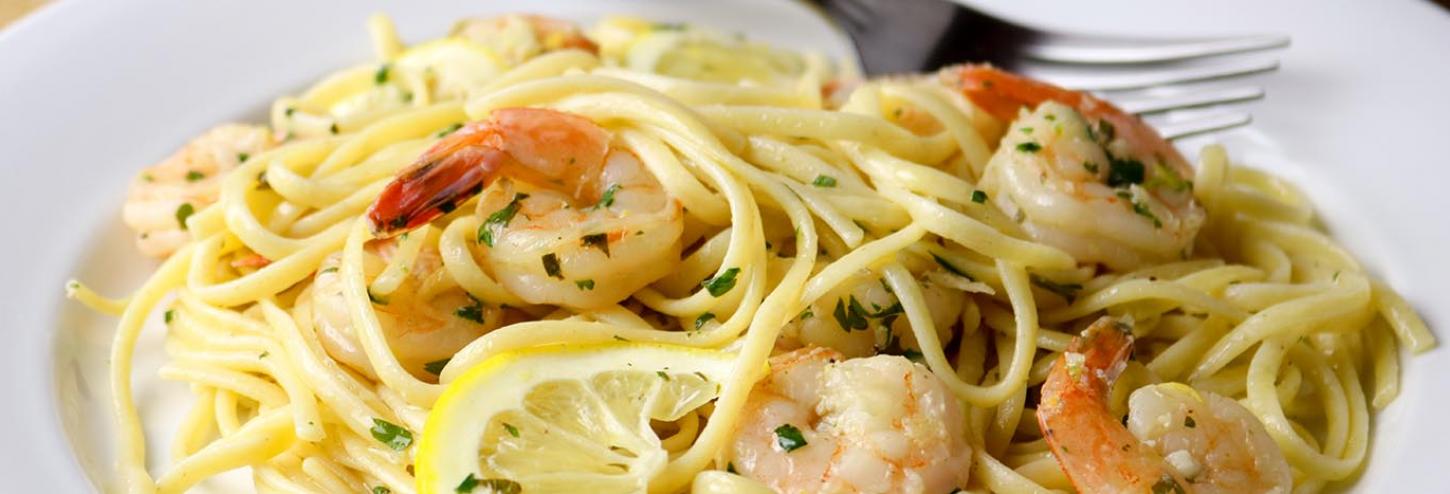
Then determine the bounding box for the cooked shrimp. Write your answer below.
[122,124,275,258]
[951,65,1205,270]
[451,14,597,66]
[729,347,972,494]
[366,107,684,309]
[1038,318,1292,494]
[782,272,962,358]
[311,240,508,379]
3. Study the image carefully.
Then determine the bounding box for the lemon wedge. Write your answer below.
[416,343,739,494]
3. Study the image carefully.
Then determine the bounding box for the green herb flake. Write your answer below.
[175,203,195,229]
[1029,274,1083,303]
[455,296,485,323]
[237,152,250,163]
[811,175,837,188]
[580,233,610,256]
[502,422,520,437]
[436,122,464,138]
[1083,161,1100,174]
[595,184,620,209]
[319,266,339,274]
[694,312,716,330]
[971,190,988,204]
[656,370,671,380]
[1019,126,1034,135]
[259,351,269,359]
[1184,415,1196,428]
[931,253,973,280]
[832,296,869,331]
[798,307,814,320]
[423,358,450,376]
[476,193,529,246]
[701,267,741,297]
[284,107,296,117]
[1106,158,1146,187]
[1016,142,1041,153]
[455,474,479,493]
[1116,191,1162,228]
[541,253,564,279]
[372,486,392,494]
[575,279,595,290]
[374,64,391,85]
[773,424,808,452]
[329,123,340,135]
[369,418,413,451]
[163,309,175,324]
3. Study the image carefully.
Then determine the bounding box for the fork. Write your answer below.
[807,0,1289,138]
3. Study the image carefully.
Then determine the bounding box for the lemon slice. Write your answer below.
[416,343,739,494]
[395,38,504,100]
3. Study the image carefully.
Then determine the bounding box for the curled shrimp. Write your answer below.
[122,124,275,258]
[950,65,1205,270]
[311,239,510,379]
[1038,318,1292,494]
[729,347,972,494]
[366,107,684,309]
[451,14,598,66]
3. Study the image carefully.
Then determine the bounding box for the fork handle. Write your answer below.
[804,0,1036,74]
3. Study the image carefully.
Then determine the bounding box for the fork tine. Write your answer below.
[1113,86,1265,114]
[1158,113,1253,140]
[1033,58,1280,91]
[1024,34,1290,64]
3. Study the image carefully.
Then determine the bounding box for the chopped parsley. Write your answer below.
[1016,141,1041,153]
[1083,161,1100,174]
[1116,191,1162,228]
[694,312,716,330]
[1184,415,1196,428]
[971,190,988,204]
[701,267,741,297]
[502,422,520,437]
[476,193,529,246]
[284,106,296,117]
[369,418,413,451]
[1145,162,1193,192]
[1019,126,1034,134]
[455,474,478,493]
[436,122,464,138]
[1106,158,1146,187]
[1030,274,1083,303]
[541,253,563,279]
[319,266,339,274]
[811,175,837,187]
[329,122,340,135]
[374,64,391,85]
[575,279,595,290]
[931,253,973,280]
[656,370,671,380]
[798,307,814,320]
[175,203,195,229]
[581,233,610,256]
[237,152,250,162]
[773,424,808,452]
[595,184,620,208]
[832,296,870,331]
[455,296,485,323]
[372,486,391,494]
[163,309,175,324]
[423,358,450,376]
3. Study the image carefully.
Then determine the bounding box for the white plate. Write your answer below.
[0,0,1444,492]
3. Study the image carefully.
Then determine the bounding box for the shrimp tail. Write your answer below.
[367,126,499,237]
[1038,317,1191,494]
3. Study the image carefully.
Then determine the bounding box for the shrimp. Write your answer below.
[311,239,510,379]
[366,107,684,310]
[782,272,962,358]
[1037,318,1292,494]
[950,65,1205,270]
[729,347,972,494]
[451,14,598,66]
[122,124,276,258]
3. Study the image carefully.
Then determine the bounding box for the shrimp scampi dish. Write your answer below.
[73,11,1434,494]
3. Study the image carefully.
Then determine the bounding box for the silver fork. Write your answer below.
[807,0,1289,138]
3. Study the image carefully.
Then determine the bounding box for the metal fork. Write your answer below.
[808,0,1289,138]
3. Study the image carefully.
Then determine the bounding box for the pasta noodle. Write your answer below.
[72,12,1434,494]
